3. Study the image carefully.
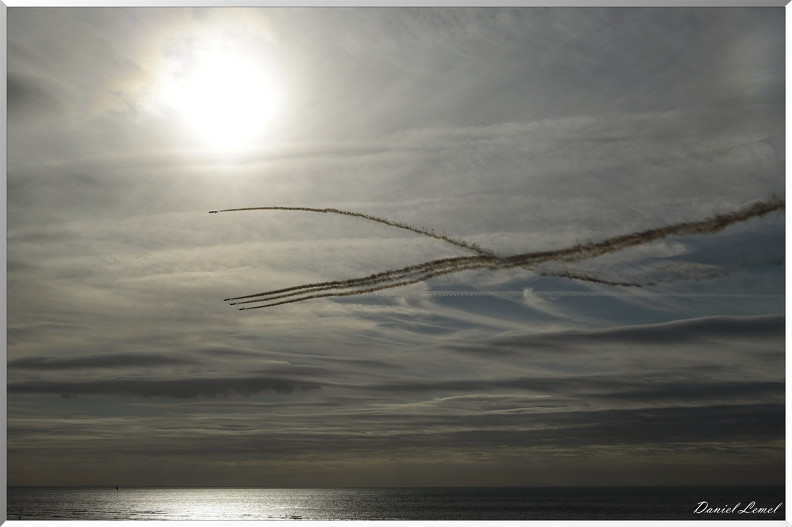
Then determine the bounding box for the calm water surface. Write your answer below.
[7,485,786,520]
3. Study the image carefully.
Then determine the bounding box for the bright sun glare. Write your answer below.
[167,49,287,151]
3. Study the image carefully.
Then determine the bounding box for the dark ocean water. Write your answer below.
[7,485,785,521]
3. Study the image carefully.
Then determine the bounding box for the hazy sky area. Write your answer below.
[7,7,785,487]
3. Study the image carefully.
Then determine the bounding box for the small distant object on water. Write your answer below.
[208,211,218,214]
[116,487,119,491]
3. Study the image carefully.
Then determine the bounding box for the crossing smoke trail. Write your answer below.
[216,205,649,303]
[216,206,494,257]
[226,197,784,309]
[221,197,783,310]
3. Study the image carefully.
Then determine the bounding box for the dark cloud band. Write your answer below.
[9,377,322,399]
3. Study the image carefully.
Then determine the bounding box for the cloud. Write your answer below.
[426,404,785,451]
[9,391,783,459]
[8,352,197,370]
[352,376,783,406]
[7,72,64,119]
[9,376,322,399]
[438,314,784,391]
[480,314,784,351]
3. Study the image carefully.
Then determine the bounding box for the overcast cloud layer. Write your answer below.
[7,7,785,487]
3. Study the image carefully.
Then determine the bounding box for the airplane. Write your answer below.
[208,210,219,214]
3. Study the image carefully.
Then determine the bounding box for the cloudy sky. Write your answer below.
[7,7,785,487]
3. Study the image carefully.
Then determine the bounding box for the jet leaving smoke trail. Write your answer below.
[229,197,784,306]
[232,259,494,306]
[226,255,490,303]
[236,260,647,309]
[216,205,622,304]
[216,206,494,256]
[238,259,719,310]
[225,197,784,309]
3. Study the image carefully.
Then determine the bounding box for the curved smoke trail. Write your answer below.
[216,206,494,257]
[223,197,784,309]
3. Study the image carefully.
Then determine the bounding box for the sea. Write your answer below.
[6,485,786,521]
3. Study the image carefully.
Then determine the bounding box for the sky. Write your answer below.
[6,6,785,487]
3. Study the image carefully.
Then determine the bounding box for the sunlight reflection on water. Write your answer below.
[7,486,786,521]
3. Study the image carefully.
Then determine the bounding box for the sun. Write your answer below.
[166,49,288,151]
